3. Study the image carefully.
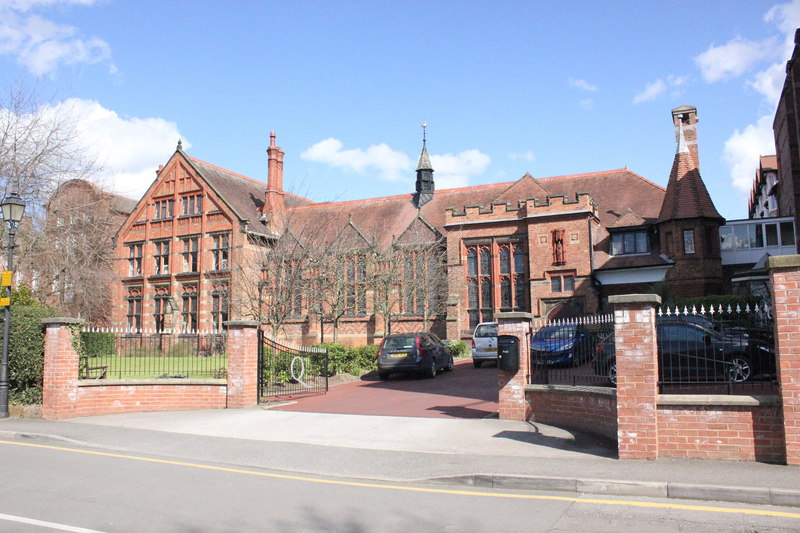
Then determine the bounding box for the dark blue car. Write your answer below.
[531,324,595,367]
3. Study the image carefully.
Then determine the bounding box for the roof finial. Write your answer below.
[177,139,183,152]
[422,121,427,146]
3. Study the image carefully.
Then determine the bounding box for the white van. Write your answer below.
[471,322,498,368]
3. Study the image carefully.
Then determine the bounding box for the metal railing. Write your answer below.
[259,331,329,398]
[529,314,614,387]
[655,304,777,395]
[79,327,228,380]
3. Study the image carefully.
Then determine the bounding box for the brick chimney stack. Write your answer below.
[672,106,699,170]
[265,131,285,212]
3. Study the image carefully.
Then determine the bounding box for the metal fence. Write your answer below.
[79,327,228,379]
[654,305,777,395]
[529,314,615,387]
[259,331,329,399]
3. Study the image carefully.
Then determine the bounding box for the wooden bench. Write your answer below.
[82,365,108,379]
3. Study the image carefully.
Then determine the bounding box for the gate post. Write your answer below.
[609,294,661,460]
[496,312,533,421]
[767,255,800,465]
[41,318,83,420]
[225,320,260,408]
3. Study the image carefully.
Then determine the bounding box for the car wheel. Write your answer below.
[727,356,752,383]
[425,358,437,378]
[473,360,482,368]
[378,371,390,381]
[444,355,454,372]
[607,363,617,386]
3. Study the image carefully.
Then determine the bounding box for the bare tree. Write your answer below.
[397,240,448,330]
[0,84,97,213]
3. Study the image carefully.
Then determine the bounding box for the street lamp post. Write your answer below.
[0,192,26,419]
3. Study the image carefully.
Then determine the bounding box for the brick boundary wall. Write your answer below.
[40,318,262,420]
[525,386,617,441]
[496,312,533,421]
[768,255,800,465]
[657,397,785,463]
[609,294,661,460]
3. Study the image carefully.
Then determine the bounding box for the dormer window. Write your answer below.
[611,230,648,255]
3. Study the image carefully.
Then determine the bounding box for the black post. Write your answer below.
[0,223,15,418]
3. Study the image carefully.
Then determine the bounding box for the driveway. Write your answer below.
[270,359,499,419]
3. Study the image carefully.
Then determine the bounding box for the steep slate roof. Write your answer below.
[188,156,313,234]
[596,253,674,271]
[657,128,722,222]
[608,208,647,229]
[538,169,666,226]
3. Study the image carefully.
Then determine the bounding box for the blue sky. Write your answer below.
[2,0,798,220]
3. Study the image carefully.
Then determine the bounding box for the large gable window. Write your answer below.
[611,230,648,255]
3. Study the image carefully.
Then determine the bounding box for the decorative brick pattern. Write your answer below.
[610,295,660,460]
[768,255,800,465]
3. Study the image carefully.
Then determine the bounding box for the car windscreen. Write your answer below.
[474,324,497,338]
[533,325,576,341]
[383,336,416,350]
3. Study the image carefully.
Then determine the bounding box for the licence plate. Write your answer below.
[485,347,497,353]
[390,353,407,358]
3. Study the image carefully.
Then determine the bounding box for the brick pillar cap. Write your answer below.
[224,320,261,328]
[41,317,84,325]
[608,294,661,306]
[495,312,534,320]
[767,254,800,271]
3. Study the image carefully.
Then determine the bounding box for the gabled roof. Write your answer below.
[187,155,314,233]
[657,130,722,222]
[608,208,648,229]
[396,214,442,245]
[493,173,550,205]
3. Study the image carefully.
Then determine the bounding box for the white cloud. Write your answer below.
[301,138,490,189]
[430,149,491,189]
[509,150,535,162]
[632,75,687,104]
[568,77,598,92]
[722,115,775,195]
[748,62,786,103]
[52,98,186,198]
[301,138,412,182]
[579,98,594,110]
[695,37,774,83]
[0,0,112,76]
[633,79,666,104]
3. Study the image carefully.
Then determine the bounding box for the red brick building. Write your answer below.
[111,107,724,344]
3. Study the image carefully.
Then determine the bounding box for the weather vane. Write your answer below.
[422,121,427,143]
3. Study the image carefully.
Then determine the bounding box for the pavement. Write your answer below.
[1,407,799,508]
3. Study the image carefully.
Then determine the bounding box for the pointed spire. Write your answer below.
[416,121,433,172]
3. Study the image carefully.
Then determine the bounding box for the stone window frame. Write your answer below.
[153,240,170,275]
[126,242,143,277]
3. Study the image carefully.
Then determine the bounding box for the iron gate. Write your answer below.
[258,330,329,399]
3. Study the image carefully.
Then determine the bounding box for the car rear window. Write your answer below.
[474,324,497,338]
[384,336,416,350]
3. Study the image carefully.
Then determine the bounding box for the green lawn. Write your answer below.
[82,355,228,379]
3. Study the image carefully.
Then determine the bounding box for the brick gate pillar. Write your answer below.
[496,312,533,421]
[41,318,83,420]
[609,294,661,460]
[225,320,260,408]
[767,255,800,465]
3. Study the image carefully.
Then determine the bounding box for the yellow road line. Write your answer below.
[2,439,798,519]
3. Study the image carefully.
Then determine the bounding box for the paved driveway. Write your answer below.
[270,359,499,419]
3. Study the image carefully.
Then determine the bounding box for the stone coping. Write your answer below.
[525,384,616,397]
[496,312,534,320]
[767,254,800,270]
[78,379,227,387]
[223,320,260,327]
[41,317,84,325]
[658,394,780,407]
[608,294,662,305]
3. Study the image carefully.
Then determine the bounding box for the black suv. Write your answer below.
[377,333,454,380]
[593,321,775,385]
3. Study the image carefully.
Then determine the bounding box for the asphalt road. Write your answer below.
[271,358,499,418]
[2,437,798,533]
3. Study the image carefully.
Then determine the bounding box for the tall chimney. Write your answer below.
[671,106,699,170]
[265,131,285,212]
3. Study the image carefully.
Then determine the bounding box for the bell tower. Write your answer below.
[414,121,435,208]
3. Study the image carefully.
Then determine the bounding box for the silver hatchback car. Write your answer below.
[471,322,498,368]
